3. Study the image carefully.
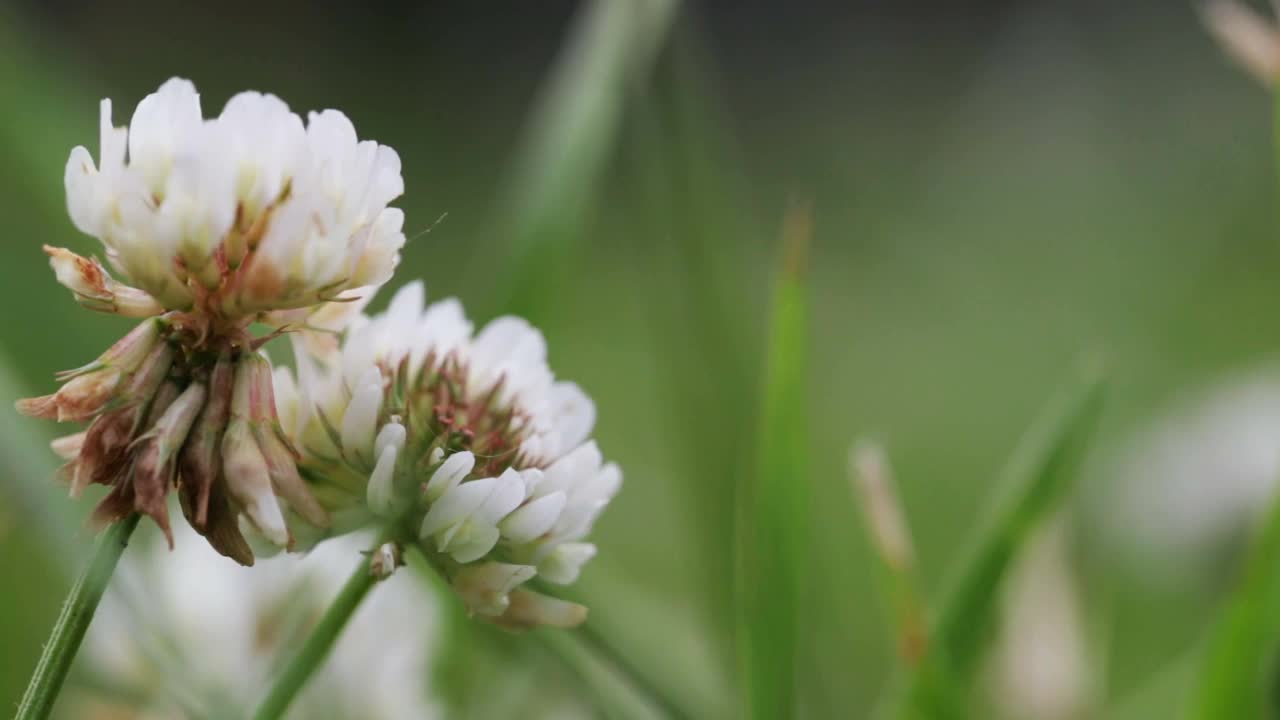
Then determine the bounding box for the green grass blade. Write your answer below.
[1179,66,1280,720]
[626,30,756,657]
[896,364,1107,719]
[736,202,813,720]
[493,0,677,320]
[1186,471,1280,718]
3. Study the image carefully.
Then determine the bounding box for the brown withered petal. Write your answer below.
[178,434,218,529]
[179,352,235,527]
[90,478,137,531]
[14,394,58,420]
[72,405,140,497]
[131,441,175,547]
[51,431,87,461]
[145,381,181,425]
[130,382,207,548]
[71,341,177,496]
[179,477,255,566]
[54,369,124,422]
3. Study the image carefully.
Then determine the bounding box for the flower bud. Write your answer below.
[44,245,163,317]
[451,562,536,617]
[369,542,402,580]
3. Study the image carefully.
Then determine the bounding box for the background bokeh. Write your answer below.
[2,1,1279,717]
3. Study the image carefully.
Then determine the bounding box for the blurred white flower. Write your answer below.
[275,281,620,628]
[1093,368,1280,587]
[987,522,1094,720]
[1201,0,1280,86]
[59,77,404,318]
[72,524,441,720]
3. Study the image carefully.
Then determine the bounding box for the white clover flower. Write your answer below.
[275,281,620,628]
[986,523,1094,720]
[75,524,441,720]
[1091,368,1280,588]
[59,77,404,319]
[1202,0,1280,86]
[19,78,407,563]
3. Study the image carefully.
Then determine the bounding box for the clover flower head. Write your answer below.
[18,78,406,562]
[57,77,404,322]
[276,282,621,628]
[80,526,441,719]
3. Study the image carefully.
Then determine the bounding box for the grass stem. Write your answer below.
[250,553,379,720]
[16,513,141,720]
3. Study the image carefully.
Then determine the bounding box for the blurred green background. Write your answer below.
[2,0,1279,717]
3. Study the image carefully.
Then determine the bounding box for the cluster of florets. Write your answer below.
[56,77,404,324]
[18,78,619,629]
[274,282,620,627]
[19,77,403,564]
[20,319,328,565]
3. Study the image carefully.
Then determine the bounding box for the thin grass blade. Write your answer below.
[493,0,678,320]
[736,201,813,720]
[895,364,1107,719]
[1185,465,1280,718]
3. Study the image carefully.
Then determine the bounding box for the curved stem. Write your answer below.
[250,554,379,720]
[16,513,142,720]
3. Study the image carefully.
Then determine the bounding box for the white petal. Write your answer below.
[499,491,567,544]
[374,421,406,458]
[340,374,383,460]
[424,450,474,502]
[538,543,598,585]
[272,367,300,436]
[366,445,398,516]
[519,468,544,499]
[98,98,127,171]
[419,477,497,537]
[128,78,203,192]
[547,382,596,456]
[474,468,526,525]
[384,280,424,339]
[539,440,603,497]
[452,562,536,615]
[447,523,501,564]
[419,297,473,359]
[64,146,102,235]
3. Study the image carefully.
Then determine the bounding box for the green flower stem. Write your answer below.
[251,554,380,720]
[16,513,142,720]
